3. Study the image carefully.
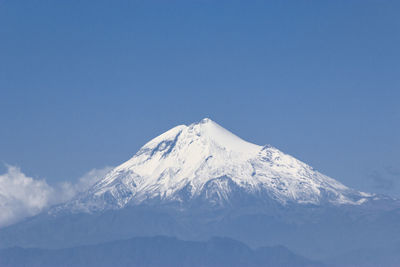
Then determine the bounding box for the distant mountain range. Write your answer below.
[0,236,323,267]
[1,119,399,266]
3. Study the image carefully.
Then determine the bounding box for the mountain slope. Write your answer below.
[57,118,371,213]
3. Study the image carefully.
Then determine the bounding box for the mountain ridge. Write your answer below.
[0,235,324,267]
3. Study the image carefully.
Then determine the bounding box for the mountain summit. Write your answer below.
[59,118,371,213]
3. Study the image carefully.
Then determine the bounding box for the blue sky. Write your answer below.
[1,0,399,197]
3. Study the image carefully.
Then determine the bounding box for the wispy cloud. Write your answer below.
[0,165,112,228]
[56,166,113,203]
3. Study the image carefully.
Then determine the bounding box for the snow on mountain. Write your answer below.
[57,118,372,213]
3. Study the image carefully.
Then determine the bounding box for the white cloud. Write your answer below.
[0,166,54,228]
[0,165,112,228]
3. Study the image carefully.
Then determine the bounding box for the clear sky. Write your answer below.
[1,0,399,197]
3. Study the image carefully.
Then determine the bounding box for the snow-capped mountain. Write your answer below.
[3,118,399,262]
[59,118,372,213]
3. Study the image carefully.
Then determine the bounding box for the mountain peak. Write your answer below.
[198,117,213,124]
[185,118,261,154]
[57,119,372,213]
